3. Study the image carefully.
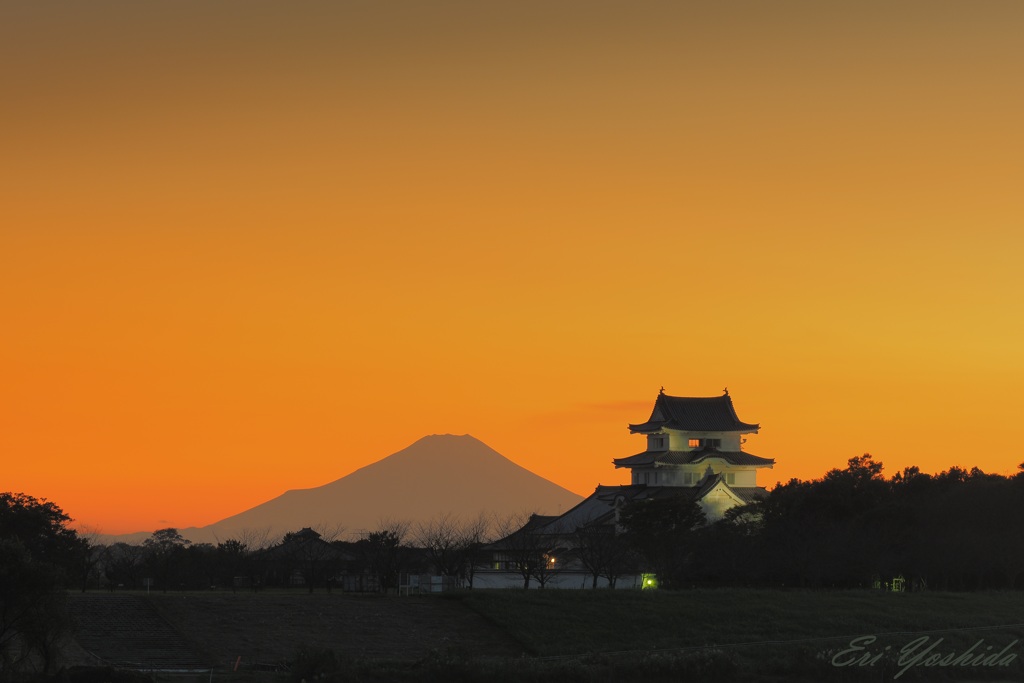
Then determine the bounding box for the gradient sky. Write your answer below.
[3,2,1023,534]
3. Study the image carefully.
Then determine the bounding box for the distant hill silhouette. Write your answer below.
[109,434,582,544]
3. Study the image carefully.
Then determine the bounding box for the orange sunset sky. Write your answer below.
[3,2,1023,534]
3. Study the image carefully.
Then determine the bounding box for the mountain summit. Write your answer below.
[176,434,582,542]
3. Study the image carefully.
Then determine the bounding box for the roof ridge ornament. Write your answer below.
[723,387,729,396]
[659,386,665,395]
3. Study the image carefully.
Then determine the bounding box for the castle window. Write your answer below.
[648,435,667,451]
[688,439,700,448]
[725,473,735,485]
[705,438,721,448]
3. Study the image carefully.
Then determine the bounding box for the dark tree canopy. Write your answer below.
[691,455,1024,590]
[0,492,79,569]
[619,494,706,589]
[0,493,81,677]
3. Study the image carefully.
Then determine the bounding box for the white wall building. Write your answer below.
[480,389,774,588]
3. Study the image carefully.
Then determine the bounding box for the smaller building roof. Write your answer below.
[629,392,759,433]
[691,472,767,504]
[489,479,770,542]
[486,514,562,549]
[591,481,767,512]
[613,447,775,469]
[588,484,704,512]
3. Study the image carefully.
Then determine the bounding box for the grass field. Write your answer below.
[455,588,1024,681]
[459,588,1024,654]
[87,588,1024,682]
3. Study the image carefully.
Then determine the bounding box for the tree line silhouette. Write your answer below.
[98,515,494,594]
[674,456,1024,590]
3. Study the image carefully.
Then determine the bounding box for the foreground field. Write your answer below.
[75,588,1024,682]
[459,588,1024,681]
[146,591,522,664]
[460,588,1024,655]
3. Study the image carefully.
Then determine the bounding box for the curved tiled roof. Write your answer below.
[613,447,775,468]
[493,483,772,535]
[692,473,768,503]
[629,393,759,433]
[590,481,768,515]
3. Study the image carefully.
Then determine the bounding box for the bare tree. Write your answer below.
[226,526,279,552]
[229,527,279,591]
[530,518,567,589]
[492,512,560,589]
[103,542,146,589]
[73,525,105,592]
[414,512,497,589]
[460,512,492,589]
[571,518,638,589]
[415,512,464,579]
[598,536,637,589]
[574,523,610,589]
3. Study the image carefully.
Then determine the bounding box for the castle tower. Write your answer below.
[612,390,774,514]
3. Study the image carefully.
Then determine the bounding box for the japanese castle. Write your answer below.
[479,389,775,588]
[612,388,774,519]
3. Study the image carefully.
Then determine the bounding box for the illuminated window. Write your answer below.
[688,439,700,448]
